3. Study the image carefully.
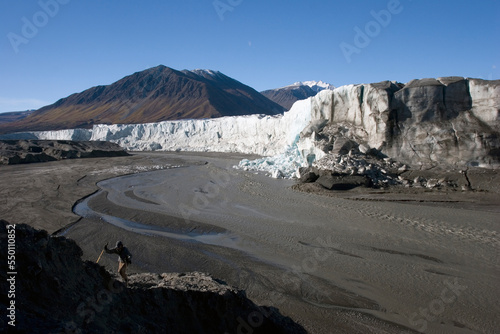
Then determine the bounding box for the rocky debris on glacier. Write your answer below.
[0,220,305,334]
[0,139,129,165]
[301,151,461,190]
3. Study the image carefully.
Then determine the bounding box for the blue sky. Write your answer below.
[0,0,499,113]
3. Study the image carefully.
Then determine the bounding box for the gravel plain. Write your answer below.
[1,151,498,334]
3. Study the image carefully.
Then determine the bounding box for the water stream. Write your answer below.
[71,182,242,249]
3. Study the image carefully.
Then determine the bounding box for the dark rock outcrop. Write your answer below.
[315,173,371,190]
[0,221,305,333]
[261,82,334,110]
[298,167,319,183]
[261,85,318,110]
[0,140,129,165]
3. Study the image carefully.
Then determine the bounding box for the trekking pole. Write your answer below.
[96,249,105,263]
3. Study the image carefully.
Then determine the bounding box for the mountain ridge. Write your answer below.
[261,80,335,110]
[288,80,335,92]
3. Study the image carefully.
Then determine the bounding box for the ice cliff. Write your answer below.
[3,77,498,177]
[295,78,499,170]
[89,101,311,155]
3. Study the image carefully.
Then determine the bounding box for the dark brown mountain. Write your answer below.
[261,85,316,110]
[261,81,335,110]
[0,66,285,134]
[0,110,34,124]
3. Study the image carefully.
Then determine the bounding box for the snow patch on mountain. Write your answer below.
[289,81,335,92]
[188,69,221,78]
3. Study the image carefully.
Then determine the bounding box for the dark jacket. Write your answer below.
[105,245,132,264]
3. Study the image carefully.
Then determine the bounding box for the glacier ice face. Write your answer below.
[296,78,499,171]
[469,78,500,126]
[88,95,312,158]
[0,128,92,141]
[385,78,500,168]
[38,128,93,141]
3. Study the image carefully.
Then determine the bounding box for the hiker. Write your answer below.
[104,241,132,286]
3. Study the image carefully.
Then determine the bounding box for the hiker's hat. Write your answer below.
[116,241,123,247]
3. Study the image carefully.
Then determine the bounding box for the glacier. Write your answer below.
[88,94,313,156]
[0,128,92,141]
[2,77,498,179]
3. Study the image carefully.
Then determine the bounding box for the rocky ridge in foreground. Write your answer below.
[0,221,304,333]
[0,139,129,165]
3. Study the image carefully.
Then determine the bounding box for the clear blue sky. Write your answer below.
[0,0,499,113]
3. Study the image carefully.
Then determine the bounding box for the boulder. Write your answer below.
[298,167,319,183]
[316,174,336,189]
[316,173,371,190]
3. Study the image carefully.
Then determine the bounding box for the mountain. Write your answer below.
[261,81,335,110]
[295,81,335,93]
[0,110,34,124]
[0,66,285,134]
